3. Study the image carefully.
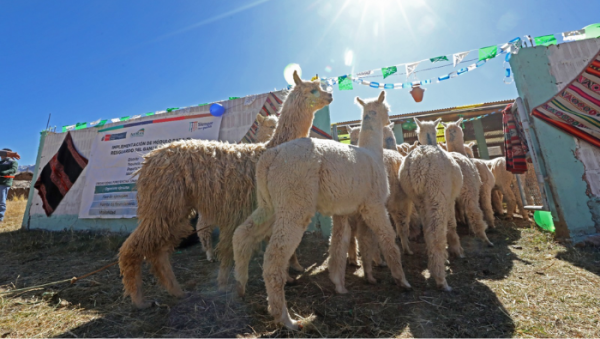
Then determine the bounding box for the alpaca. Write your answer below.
[399,118,463,291]
[464,144,529,221]
[232,91,410,330]
[440,119,496,228]
[397,140,419,156]
[118,71,333,308]
[196,113,279,262]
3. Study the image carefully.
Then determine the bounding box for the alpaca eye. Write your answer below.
[311,89,318,95]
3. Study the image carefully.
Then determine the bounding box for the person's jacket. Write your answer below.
[0,158,18,187]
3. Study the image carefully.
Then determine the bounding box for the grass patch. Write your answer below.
[0,201,599,337]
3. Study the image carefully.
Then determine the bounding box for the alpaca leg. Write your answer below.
[149,248,184,298]
[263,218,307,330]
[233,207,275,297]
[390,199,413,255]
[119,246,150,309]
[347,220,359,266]
[289,252,305,272]
[356,218,377,284]
[492,189,504,215]
[512,179,530,221]
[463,194,494,247]
[480,184,496,228]
[361,205,411,289]
[447,203,465,258]
[196,216,215,262]
[373,244,387,267]
[328,215,351,294]
[502,187,517,221]
[419,202,451,291]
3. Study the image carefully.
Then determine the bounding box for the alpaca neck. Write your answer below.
[266,93,315,148]
[420,131,437,146]
[358,121,384,161]
[255,129,274,143]
[446,139,467,156]
[384,134,397,151]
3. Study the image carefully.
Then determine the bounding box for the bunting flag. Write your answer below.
[310,75,319,81]
[453,51,470,67]
[405,62,420,79]
[110,118,120,123]
[338,75,353,90]
[130,114,142,120]
[120,116,130,121]
[382,66,398,79]
[229,97,240,100]
[562,29,585,41]
[75,122,87,130]
[166,108,179,112]
[430,56,449,63]
[478,46,498,61]
[61,125,75,133]
[356,70,373,78]
[89,119,107,128]
[534,34,557,46]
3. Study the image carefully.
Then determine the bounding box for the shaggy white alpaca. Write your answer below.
[118,71,333,308]
[399,118,463,291]
[196,113,280,262]
[232,91,410,330]
[464,144,529,221]
[440,119,496,228]
[397,140,419,156]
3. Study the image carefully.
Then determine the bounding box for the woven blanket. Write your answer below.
[34,132,88,216]
[532,50,600,148]
[503,103,529,174]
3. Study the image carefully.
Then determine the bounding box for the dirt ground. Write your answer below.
[1,199,599,338]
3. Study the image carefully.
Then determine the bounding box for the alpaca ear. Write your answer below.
[377,90,386,103]
[468,141,475,147]
[441,122,448,128]
[388,122,394,129]
[413,140,419,146]
[434,118,442,125]
[355,97,366,107]
[256,114,265,124]
[345,125,353,134]
[293,70,302,85]
[457,118,463,125]
[414,117,421,126]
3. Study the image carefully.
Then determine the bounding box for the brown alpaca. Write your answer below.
[232,91,410,329]
[118,71,333,308]
[196,113,279,262]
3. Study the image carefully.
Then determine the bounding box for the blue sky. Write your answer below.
[1,0,596,164]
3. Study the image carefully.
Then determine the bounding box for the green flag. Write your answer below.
[478,46,498,61]
[166,108,179,112]
[584,23,600,38]
[338,76,353,91]
[229,97,240,100]
[145,112,155,116]
[381,66,397,79]
[75,122,87,130]
[534,34,557,46]
[120,116,130,121]
[430,56,449,63]
[95,119,107,127]
[198,103,209,106]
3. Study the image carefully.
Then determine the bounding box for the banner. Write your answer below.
[78,114,222,219]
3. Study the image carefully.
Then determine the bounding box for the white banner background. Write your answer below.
[78,115,222,218]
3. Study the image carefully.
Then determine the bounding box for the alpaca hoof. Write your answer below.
[236,282,246,298]
[439,284,452,292]
[396,278,412,290]
[375,260,388,267]
[487,240,494,247]
[283,320,302,331]
[133,300,155,309]
[290,262,305,272]
[335,286,349,294]
[367,276,377,285]
[347,259,360,267]
[405,249,414,256]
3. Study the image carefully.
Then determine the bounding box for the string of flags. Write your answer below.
[323,23,600,92]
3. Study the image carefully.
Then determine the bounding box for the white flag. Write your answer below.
[111,118,120,123]
[453,51,470,67]
[89,119,101,127]
[405,62,420,79]
[356,70,373,78]
[130,115,142,120]
[65,125,76,131]
[563,29,585,41]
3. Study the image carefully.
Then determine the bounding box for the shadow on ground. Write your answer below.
[0,217,527,338]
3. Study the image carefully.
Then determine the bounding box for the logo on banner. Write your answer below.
[130,128,145,138]
[102,132,127,141]
[189,121,214,132]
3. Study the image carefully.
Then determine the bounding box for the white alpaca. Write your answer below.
[464,144,529,221]
[399,118,463,291]
[232,91,410,330]
[397,140,419,156]
[440,119,496,229]
[196,113,279,262]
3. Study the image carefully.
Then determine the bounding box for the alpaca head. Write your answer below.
[441,118,464,145]
[254,113,279,142]
[347,122,396,150]
[346,125,360,146]
[355,91,391,131]
[414,117,441,146]
[464,141,476,158]
[288,70,333,112]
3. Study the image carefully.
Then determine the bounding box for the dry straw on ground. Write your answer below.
[1,198,599,337]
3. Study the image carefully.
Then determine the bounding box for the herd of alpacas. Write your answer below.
[118,71,528,330]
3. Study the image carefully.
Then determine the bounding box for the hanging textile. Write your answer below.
[532,50,600,148]
[503,103,529,174]
[240,92,283,143]
[34,132,89,216]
